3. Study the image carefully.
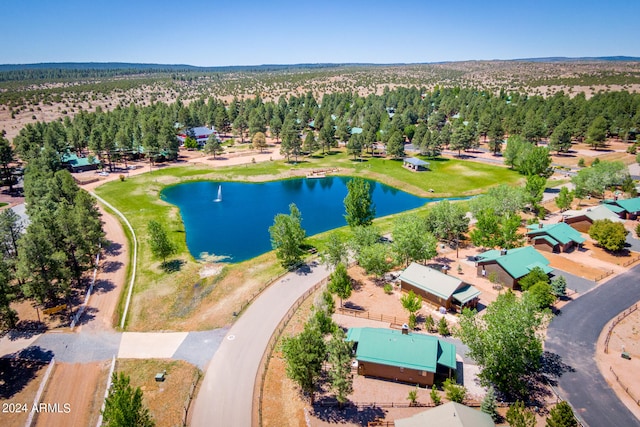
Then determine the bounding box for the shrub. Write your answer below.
[119,174,125,182]
[383,283,393,294]
[438,317,450,336]
[407,387,418,406]
[424,314,435,332]
[577,158,585,167]
[443,378,467,403]
[487,271,499,284]
[430,385,442,406]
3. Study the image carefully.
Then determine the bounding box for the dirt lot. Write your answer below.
[596,306,640,421]
[116,359,202,427]
[33,361,110,427]
[0,358,49,427]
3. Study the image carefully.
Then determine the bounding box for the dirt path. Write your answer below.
[33,361,109,427]
[75,205,128,333]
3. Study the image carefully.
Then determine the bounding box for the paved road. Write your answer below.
[190,261,331,427]
[546,264,640,427]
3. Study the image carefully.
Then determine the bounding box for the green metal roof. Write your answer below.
[526,222,586,245]
[452,284,481,305]
[532,235,560,246]
[61,152,100,168]
[476,246,552,280]
[603,203,626,214]
[346,327,457,372]
[613,197,640,213]
[399,263,463,300]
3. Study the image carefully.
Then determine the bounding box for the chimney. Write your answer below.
[500,248,507,256]
[402,324,409,335]
[538,223,543,229]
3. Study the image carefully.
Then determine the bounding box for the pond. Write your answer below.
[161,177,450,263]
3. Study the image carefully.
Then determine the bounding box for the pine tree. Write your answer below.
[481,386,499,421]
[326,328,354,408]
[546,401,578,427]
[102,372,155,427]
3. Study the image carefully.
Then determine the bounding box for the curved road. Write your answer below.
[190,261,330,427]
[546,264,640,427]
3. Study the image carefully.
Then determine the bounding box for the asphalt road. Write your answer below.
[546,264,640,427]
[190,261,331,427]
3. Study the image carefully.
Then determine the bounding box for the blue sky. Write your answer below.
[2,0,638,66]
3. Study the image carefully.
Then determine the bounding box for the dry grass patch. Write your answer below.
[116,359,201,427]
[542,252,606,281]
[128,251,285,331]
[582,241,640,267]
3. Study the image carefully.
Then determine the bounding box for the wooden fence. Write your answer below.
[610,366,640,407]
[182,370,202,426]
[621,254,640,267]
[594,269,614,282]
[336,306,407,326]
[254,277,328,427]
[604,303,638,354]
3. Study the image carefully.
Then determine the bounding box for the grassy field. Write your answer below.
[95,150,521,331]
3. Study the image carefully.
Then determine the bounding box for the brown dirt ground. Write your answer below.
[76,205,128,332]
[33,361,110,427]
[261,286,318,427]
[596,307,640,421]
[116,359,202,427]
[0,359,48,427]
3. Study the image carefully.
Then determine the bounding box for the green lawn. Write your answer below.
[95,150,521,330]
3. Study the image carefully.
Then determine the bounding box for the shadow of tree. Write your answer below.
[3,320,47,341]
[92,279,116,295]
[72,306,98,327]
[312,396,386,426]
[0,346,54,398]
[343,301,366,311]
[104,241,122,257]
[101,260,123,274]
[162,259,185,273]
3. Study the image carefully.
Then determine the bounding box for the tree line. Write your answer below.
[10,86,640,175]
[0,133,104,331]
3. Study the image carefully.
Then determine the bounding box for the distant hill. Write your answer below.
[0,62,371,73]
[2,57,639,72]
[512,56,640,62]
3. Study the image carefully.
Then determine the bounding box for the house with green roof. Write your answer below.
[61,152,101,173]
[398,262,480,311]
[475,246,553,289]
[346,327,456,386]
[604,197,640,220]
[395,402,496,427]
[526,222,586,253]
[562,205,626,232]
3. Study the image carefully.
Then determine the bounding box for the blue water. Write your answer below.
[161,177,441,263]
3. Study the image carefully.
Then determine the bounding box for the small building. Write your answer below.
[177,126,218,146]
[395,402,496,427]
[346,327,456,387]
[61,152,101,173]
[398,262,480,311]
[475,246,553,289]
[562,205,626,233]
[403,157,430,171]
[604,197,640,220]
[526,222,586,253]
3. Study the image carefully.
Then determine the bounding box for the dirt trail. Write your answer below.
[33,362,109,427]
[75,205,128,333]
